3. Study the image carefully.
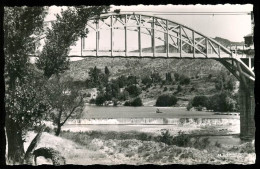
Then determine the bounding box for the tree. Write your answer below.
[214,71,236,91]
[95,94,106,106]
[151,72,162,83]
[192,96,209,107]
[45,75,85,136]
[155,94,178,107]
[105,66,110,76]
[125,85,142,97]
[36,6,109,78]
[4,7,48,164]
[88,66,108,87]
[141,76,152,86]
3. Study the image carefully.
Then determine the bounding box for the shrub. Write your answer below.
[141,76,152,85]
[124,97,143,106]
[124,101,131,106]
[125,85,141,97]
[155,94,178,107]
[157,130,174,145]
[131,97,143,106]
[179,75,191,85]
[172,131,190,147]
[89,98,96,104]
[192,95,209,107]
[95,94,106,106]
[206,91,238,112]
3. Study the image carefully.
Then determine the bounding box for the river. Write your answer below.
[62,106,242,145]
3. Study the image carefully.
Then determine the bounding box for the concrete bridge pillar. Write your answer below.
[239,79,255,140]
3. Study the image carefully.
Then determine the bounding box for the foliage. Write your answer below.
[206,91,238,112]
[165,72,172,83]
[118,90,130,101]
[117,75,127,88]
[126,75,138,86]
[36,6,109,78]
[124,97,143,106]
[174,73,180,81]
[4,7,48,163]
[105,66,110,75]
[131,97,143,106]
[155,94,178,107]
[125,85,141,97]
[214,71,236,91]
[192,96,209,107]
[151,72,162,83]
[141,76,152,86]
[172,131,190,147]
[157,130,174,145]
[45,75,85,136]
[87,66,108,88]
[89,98,96,104]
[179,75,191,85]
[177,85,182,92]
[95,94,106,106]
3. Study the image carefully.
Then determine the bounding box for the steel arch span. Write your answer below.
[70,12,254,84]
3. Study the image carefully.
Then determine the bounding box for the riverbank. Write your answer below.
[25,130,255,165]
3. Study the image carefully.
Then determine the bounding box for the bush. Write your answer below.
[89,98,96,104]
[95,94,106,106]
[206,91,238,112]
[125,85,141,97]
[131,97,143,106]
[179,75,190,85]
[157,130,174,145]
[172,131,190,147]
[155,94,178,107]
[124,97,143,106]
[192,95,209,107]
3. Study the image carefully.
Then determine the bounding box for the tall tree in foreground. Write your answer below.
[36,6,109,78]
[4,7,48,164]
[45,76,85,136]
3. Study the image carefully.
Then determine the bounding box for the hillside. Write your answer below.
[62,36,239,105]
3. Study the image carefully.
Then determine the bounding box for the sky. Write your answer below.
[45,4,253,42]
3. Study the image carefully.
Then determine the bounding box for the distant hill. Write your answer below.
[66,36,240,82]
[213,37,244,47]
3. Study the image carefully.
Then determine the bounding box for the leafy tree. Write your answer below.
[141,76,152,86]
[206,91,238,112]
[88,66,108,88]
[126,75,137,86]
[179,74,190,85]
[155,95,178,107]
[192,96,209,107]
[118,90,130,101]
[4,7,47,164]
[151,72,162,83]
[95,94,106,106]
[36,6,109,78]
[215,71,236,91]
[123,97,143,106]
[117,75,127,88]
[174,72,180,81]
[131,97,143,106]
[125,85,142,97]
[45,76,85,136]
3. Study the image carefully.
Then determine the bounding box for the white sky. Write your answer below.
[45,4,253,42]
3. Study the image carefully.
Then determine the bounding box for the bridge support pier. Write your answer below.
[239,80,255,140]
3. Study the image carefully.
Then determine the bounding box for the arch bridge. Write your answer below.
[47,12,256,139]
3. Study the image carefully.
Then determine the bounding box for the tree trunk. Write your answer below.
[55,124,61,136]
[5,116,25,164]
